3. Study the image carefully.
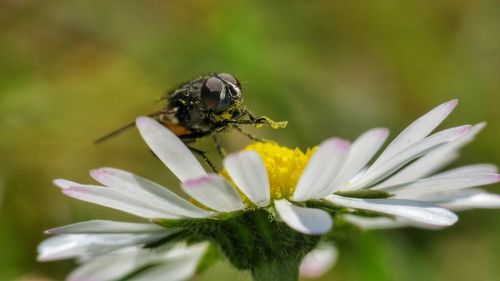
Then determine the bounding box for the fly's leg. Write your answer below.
[212,134,227,158]
[180,132,211,143]
[217,110,287,129]
[217,118,287,128]
[233,126,269,142]
[243,109,288,129]
[244,110,260,122]
[187,145,218,173]
[179,132,219,172]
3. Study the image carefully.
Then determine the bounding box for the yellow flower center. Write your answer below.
[229,142,316,200]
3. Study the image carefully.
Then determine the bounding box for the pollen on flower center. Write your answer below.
[244,142,316,200]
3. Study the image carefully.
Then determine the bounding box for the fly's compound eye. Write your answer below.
[217,73,242,100]
[201,77,227,110]
[217,73,242,90]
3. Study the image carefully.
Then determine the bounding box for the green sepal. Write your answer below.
[305,199,345,213]
[335,189,393,199]
[152,210,244,228]
[152,217,213,229]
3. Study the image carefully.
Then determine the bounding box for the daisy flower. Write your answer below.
[39,99,499,281]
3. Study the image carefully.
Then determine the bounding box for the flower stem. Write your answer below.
[251,258,300,281]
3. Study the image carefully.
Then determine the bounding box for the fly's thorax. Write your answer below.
[166,81,208,129]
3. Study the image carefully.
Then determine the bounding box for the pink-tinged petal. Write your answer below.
[274,199,333,235]
[335,128,389,190]
[376,123,487,187]
[136,116,206,182]
[385,173,500,198]
[350,125,472,189]
[371,99,458,169]
[326,195,458,227]
[182,174,245,212]
[445,122,486,148]
[223,151,270,207]
[53,179,80,189]
[300,244,338,278]
[293,138,351,201]
[62,184,181,219]
[90,168,212,218]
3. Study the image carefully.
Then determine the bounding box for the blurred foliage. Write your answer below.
[0,0,499,280]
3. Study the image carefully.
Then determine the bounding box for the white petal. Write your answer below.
[128,243,209,281]
[371,99,458,168]
[343,214,407,230]
[430,164,498,178]
[182,174,245,212]
[158,241,209,260]
[61,184,180,219]
[412,189,500,211]
[67,242,208,281]
[224,151,270,207]
[376,123,487,187]
[90,168,212,218]
[293,138,351,201]
[342,214,443,230]
[68,247,142,281]
[373,153,459,189]
[385,173,500,198]
[350,125,472,189]
[335,128,389,190]
[300,244,338,278]
[325,195,458,227]
[45,220,165,235]
[37,232,169,261]
[439,192,500,211]
[274,199,332,235]
[136,116,206,182]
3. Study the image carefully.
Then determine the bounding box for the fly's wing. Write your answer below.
[94,110,165,144]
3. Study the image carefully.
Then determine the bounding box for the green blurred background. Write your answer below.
[0,1,499,280]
